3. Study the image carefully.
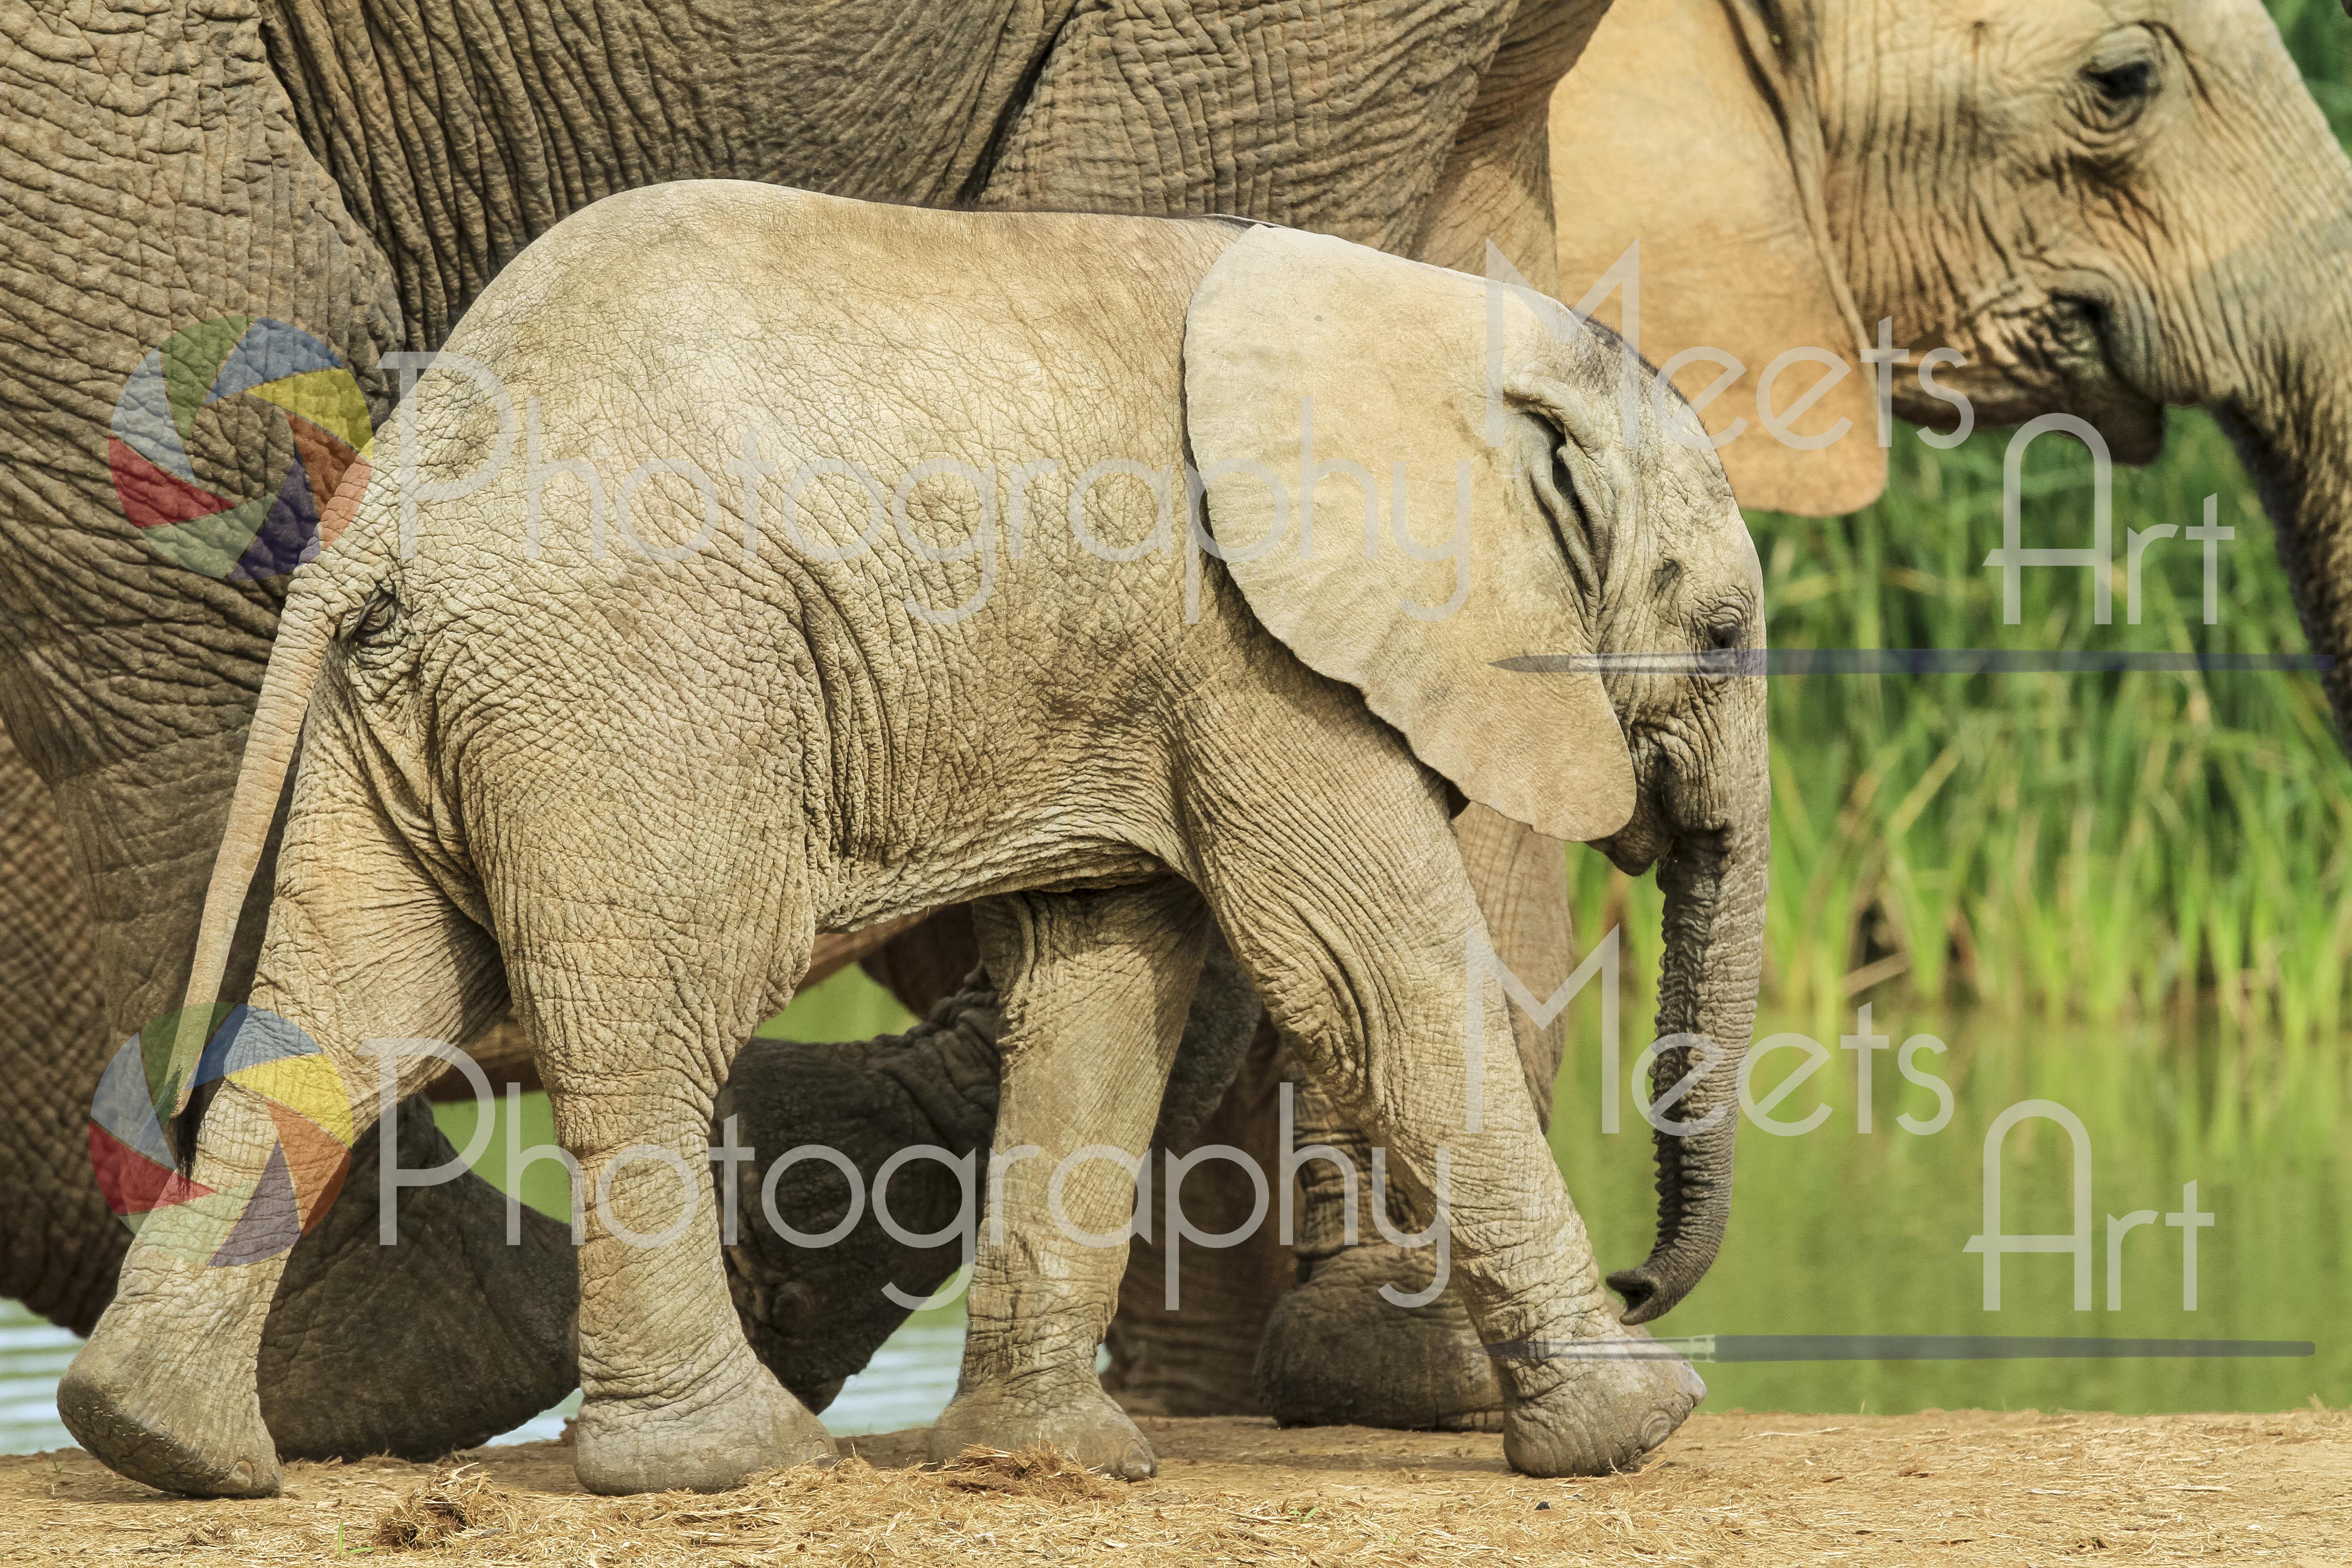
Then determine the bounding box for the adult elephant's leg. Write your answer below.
[0,0,405,1133]
[256,1096,583,1460]
[1254,804,1576,1430]
[1253,1076,1509,1430]
[0,724,121,1332]
[716,975,1005,1412]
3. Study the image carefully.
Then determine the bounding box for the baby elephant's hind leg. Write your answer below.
[929,880,1210,1480]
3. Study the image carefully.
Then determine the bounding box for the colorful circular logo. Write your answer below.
[88,1005,355,1267]
[108,317,372,581]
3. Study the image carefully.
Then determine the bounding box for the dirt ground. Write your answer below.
[1,1406,2345,1566]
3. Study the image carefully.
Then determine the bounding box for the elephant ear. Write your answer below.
[1182,226,1634,845]
[1549,0,1881,516]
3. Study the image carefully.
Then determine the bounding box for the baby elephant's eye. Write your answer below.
[1707,614,1744,651]
[350,586,399,645]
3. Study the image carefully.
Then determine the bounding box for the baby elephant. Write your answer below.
[62,183,1763,1496]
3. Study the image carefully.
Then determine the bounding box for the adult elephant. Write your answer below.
[0,0,1614,1458]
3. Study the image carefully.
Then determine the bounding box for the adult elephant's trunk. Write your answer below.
[2212,306,2352,745]
[2103,37,2352,751]
[1605,801,1766,1326]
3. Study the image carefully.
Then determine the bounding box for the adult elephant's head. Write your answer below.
[1551,0,2352,720]
[1187,228,1770,1324]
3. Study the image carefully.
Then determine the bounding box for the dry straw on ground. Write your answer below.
[375,1463,531,1551]
[2,1408,2346,1565]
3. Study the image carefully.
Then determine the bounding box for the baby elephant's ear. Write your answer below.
[1183,227,1634,844]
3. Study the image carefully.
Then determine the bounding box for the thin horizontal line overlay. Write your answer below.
[1481,1335,2316,1362]
[1496,651,2335,676]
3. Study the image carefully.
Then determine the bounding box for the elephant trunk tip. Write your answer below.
[1604,1264,1679,1326]
[1606,1189,1727,1325]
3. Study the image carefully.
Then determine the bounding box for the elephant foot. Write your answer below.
[927,1383,1157,1481]
[57,1318,280,1497]
[1499,1321,1706,1478]
[1254,1243,1504,1431]
[573,1368,834,1495]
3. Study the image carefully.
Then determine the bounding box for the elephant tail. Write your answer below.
[164,460,378,1112]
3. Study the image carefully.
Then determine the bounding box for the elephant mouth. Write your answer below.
[2054,289,2168,462]
[1894,290,2166,463]
[1590,769,1674,879]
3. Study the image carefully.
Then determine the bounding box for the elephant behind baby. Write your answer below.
[1554,0,2352,657]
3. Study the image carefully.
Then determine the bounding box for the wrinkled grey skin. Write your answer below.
[1834,0,2352,747]
[719,943,1257,1415]
[4,682,580,1457]
[0,0,1605,1455]
[60,188,1760,1495]
[718,982,1010,1416]
[0,729,113,1329]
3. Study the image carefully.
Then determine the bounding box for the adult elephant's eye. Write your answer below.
[2086,60,2154,103]
[2080,32,2161,131]
[1708,613,1744,651]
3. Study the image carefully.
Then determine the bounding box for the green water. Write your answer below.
[8,971,2339,1456]
[452,969,2349,1419]
[1551,1000,2350,1414]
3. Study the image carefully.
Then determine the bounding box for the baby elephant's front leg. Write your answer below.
[929,880,1210,1479]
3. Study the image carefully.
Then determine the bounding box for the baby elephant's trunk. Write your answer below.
[1606,810,1764,1325]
